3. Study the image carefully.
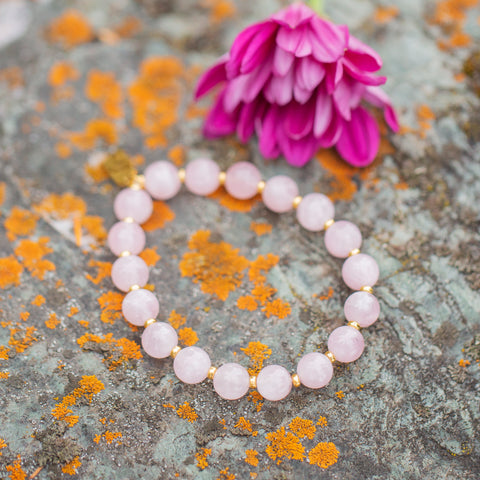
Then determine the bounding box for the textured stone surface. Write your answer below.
[0,0,479,479]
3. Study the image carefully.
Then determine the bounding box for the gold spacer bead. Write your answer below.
[144,318,156,328]
[170,346,181,358]
[324,219,335,230]
[178,168,186,183]
[360,286,374,294]
[291,373,301,388]
[349,248,361,257]
[347,321,361,330]
[325,351,336,363]
[257,181,266,194]
[120,250,131,257]
[122,217,134,223]
[129,284,140,292]
[249,375,257,389]
[218,172,226,186]
[292,196,303,209]
[207,366,217,380]
[131,174,145,191]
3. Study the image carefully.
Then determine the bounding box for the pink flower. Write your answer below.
[195,2,399,167]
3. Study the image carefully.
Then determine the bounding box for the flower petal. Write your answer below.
[318,106,343,147]
[293,84,312,104]
[258,105,281,158]
[271,3,315,29]
[237,97,267,142]
[273,47,295,76]
[203,90,240,138]
[343,59,386,86]
[335,106,380,166]
[241,21,278,74]
[325,61,344,94]
[194,54,229,99]
[278,132,319,167]
[264,66,294,106]
[296,56,325,91]
[363,85,399,132]
[314,87,333,138]
[284,98,315,140]
[346,35,382,72]
[308,18,348,63]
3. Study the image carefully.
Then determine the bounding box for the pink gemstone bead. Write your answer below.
[256,365,292,401]
[342,253,379,290]
[224,162,262,200]
[184,158,220,196]
[173,346,211,384]
[111,255,149,292]
[344,291,380,327]
[144,161,181,200]
[296,193,334,232]
[122,289,159,326]
[262,175,299,213]
[324,220,362,258]
[114,188,153,224]
[107,221,146,256]
[296,352,334,389]
[141,322,178,359]
[213,363,250,400]
[328,326,365,363]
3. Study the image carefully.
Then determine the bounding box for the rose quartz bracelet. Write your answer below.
[107,159,381,402]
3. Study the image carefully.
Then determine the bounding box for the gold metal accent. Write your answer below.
[178,168,186,183]
[257,181,266,193]
[144,318,156,328]
[291,373,301,387]
[123,217,134,223]
[129,284,140,291]
[360,286,374,294]
[292,196,303,209]
[324,219,335,230]
[170,346,181,358]
[347,321,361,330]
[103,150,137,187]
[349,248,361,257]
[249,375,257,389]
[120,250,131,257]
[218,172,226,186]
[131,174,145,190]
[325,351,336,363]
[207,366,217,380]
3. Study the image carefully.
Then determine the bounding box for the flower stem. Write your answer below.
[306,0,325,16]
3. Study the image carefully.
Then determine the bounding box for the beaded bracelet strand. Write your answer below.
[106,158,381,401]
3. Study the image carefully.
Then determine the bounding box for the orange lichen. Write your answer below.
[95,431,123,445]
[97,291,124,324]
[251,284,277,304]
[241,341,272,376]
[45,313,60,329]
[201,0,236,23]
[265,427,305,464]
[6,455,26,480]
[374,6,399,23]
[0,256,23,289]
[179,230,249,301]
[234,417,258,436]
[308,442,339,469]
[0,67,24,89]
[14,237,56,280]
[195,448,212,470]
[315,286,334,301]
[68,306,79,317]
[168,145,186,167]
[139,247,161,267]
[236,295,258,311]
[142,201,175,232]
[168,310,186,329]
[86,260,112,285]
[316,416,328,428]
[78,320,89,328]
[0,182,5,206]
[9,325,37,353]
[113,16,142,39]
[46,10,94,49]
[176,402,198,422]
[250,221,272,236]
[459,359,471,367]
[0,346,9,360]
[0,372,9,379]
[248,254,279,286]
[86,70,124,119]
[262,299,292,319]
[61,456,82,475]
[247,391,264,412]
[4,207,38,241]
[245,449,259,467]
[209,188,261,213]
[288,417,316,440]
[69,118,118,150]
[34,192,86,219]
[48,61,79,87]
[335,390,345,399]
[31,295,46,307]
[217,467,235,480]
[0,437,6,454]
[178,327,199,346]
[19,311,30,322]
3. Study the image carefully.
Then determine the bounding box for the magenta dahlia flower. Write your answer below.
[195,2,399,167]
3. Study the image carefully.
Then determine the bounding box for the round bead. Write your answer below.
[328,326,365,363]
[144,161,181,200]
[173,346,211,384]
[224,162,262,200]
[256,365,292,401]
[114,188,153,224]
[107,221,146,256]
[344,291,380,327]
[184,158,220,196]
[324,220,362,258]
[296,193,335,231]
[122,289,159,327]
[296,352,334,389]
[342,253,379,290]
[141,322,178,359]
[213,363,250,400]
[111,255,149,292]
[262,175,299,213]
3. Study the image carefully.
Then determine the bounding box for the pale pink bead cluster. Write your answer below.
[107,158,381,402]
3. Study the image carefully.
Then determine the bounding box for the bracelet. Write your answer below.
[106,158,380,401]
